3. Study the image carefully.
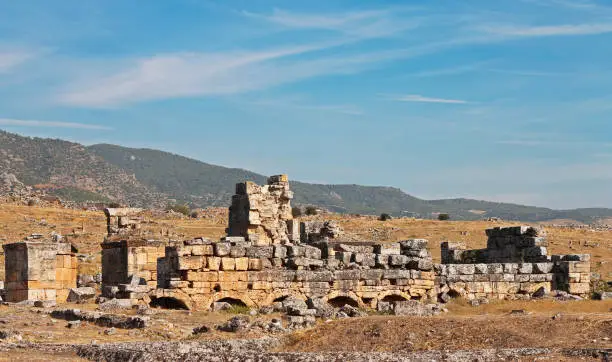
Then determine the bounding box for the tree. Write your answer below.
[379,213,392,221]
[292,207,302,218]
[305,206,318,216]
[438,213,450,221]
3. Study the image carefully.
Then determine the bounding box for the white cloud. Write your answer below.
[0,50,37,72]
[57,40,459,107]
[243,8,418,38]
[388,94,469,104]
[0,118,111,130]
[482,23,612,37]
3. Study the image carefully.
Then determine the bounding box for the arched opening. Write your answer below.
[216,297,247,307]
[273,295,290,303]
[362,297,374,305]
[381,294,408,303]
[328,296,359,308]
[447,290,461,299]
[150,297,189,310]
[410,295,422,301]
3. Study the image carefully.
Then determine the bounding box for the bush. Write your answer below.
[107,202,121,208]
[190,210,199,219]
[167,203,191,216]
[27,199,37,207]
[305,206,318,216]
[438,213,450,221]
[379,213,392,221]
[292,207,302,218]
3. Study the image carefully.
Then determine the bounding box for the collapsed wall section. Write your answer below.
[155,238,435,309]
[437,226,591,300]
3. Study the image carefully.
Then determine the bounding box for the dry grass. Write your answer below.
[0,204,610,279]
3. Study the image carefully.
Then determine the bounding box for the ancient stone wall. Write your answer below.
[154,237,435,310]
[2,241,77,303]
[101,240,165,298]
[104,208,144,238]
[227,175,294,245]
[437,226,590,300]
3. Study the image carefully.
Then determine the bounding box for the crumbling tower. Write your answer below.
[227,175,295,245]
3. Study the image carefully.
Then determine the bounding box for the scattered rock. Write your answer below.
[67,320,82,329]
[67,287,96,303]
[192,325,210,335]
[217,316,250,333]
[98,298,133,312]
[34,300,57,308]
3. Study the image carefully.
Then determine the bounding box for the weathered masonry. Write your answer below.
[97,175,592,310]
[2,241,77,303]
[437,226,591,300]
[101,208,164,299]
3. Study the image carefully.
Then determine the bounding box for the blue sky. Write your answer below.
[1,0,612,209]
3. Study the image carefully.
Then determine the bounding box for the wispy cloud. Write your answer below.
[0,118,111,130]
[387,94,469,104]
[243,8,419,38]
[0,50,38,72]
[482,23,612,37]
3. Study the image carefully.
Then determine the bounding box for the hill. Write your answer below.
[2,130,612,222]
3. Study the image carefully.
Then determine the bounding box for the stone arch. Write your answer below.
[381,294,409,303]
[376,290,412,304]
[262,289,307,307]
[150,296,189,310]
[215,297,248,308]
[324,291,361,308]
[209,291,256,308]
[150,289,193,310]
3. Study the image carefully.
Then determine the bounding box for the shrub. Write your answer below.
[292,207,302,218]
[305,206,318,216]
[107,202,121,208]
[379,213,392,221]
[167,203,191,216]
[438,213,450,221]
[190,210,199,219]
[27,199,37,207]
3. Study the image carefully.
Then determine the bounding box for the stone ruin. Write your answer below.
[227,175,295,245]
[0,175,593,311]
[101,208,165,301]
[2,239,77,303]
[437,226,591,301]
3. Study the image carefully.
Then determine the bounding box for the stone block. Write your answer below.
[518,263,533,274]
[230,246,246,258]
[220,258,235,271]
[533,263,554,274]
[389,255,409,267]
[456,264,475,275]
[400,239,428,250]
[474,264,488,274]
[207,257,221,271]
[373,243,400,255]
[287,246,305,258]
[303,246,322,259]
[503,263,519,274]
[273,245,287,259]
[178,256,204,271]
[568,282,590,295]
[235,257,249,271]
[246,246,274,259]
[214,243,231,257]
[248,258,263,271]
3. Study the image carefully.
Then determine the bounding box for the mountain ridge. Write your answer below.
[2,129,612,223]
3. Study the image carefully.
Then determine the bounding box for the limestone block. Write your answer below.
[373,243,401,255]
[303,246,322,259]
[518,263,533,274]
[400,239,428,250]
[375,254,389,267]
[360,270,384,280]
[335,252,353,265]
[529,274,552,282]
[474,264,488,274]
[273,245,287,258]
[353,253,376,267]
[248,258,263,271]
[214,243,231,257]
[230,246,246,258]
[568,261,590,273]
[246,246,274,259]
[178,256,204,271]
[456,264,476,275]
[220,258,236,271]
[503,263,519,274]
[533,263,554,274]
[568,282,590,295]
[516,274,530,282]
[488,264,504,274]
[207,257,221,271]
[502,274,515,282]
[235,257,249,271]
[389,255,409,267]
[335,270,361,280]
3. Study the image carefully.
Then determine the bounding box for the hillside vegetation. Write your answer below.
[2,130,612,222]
